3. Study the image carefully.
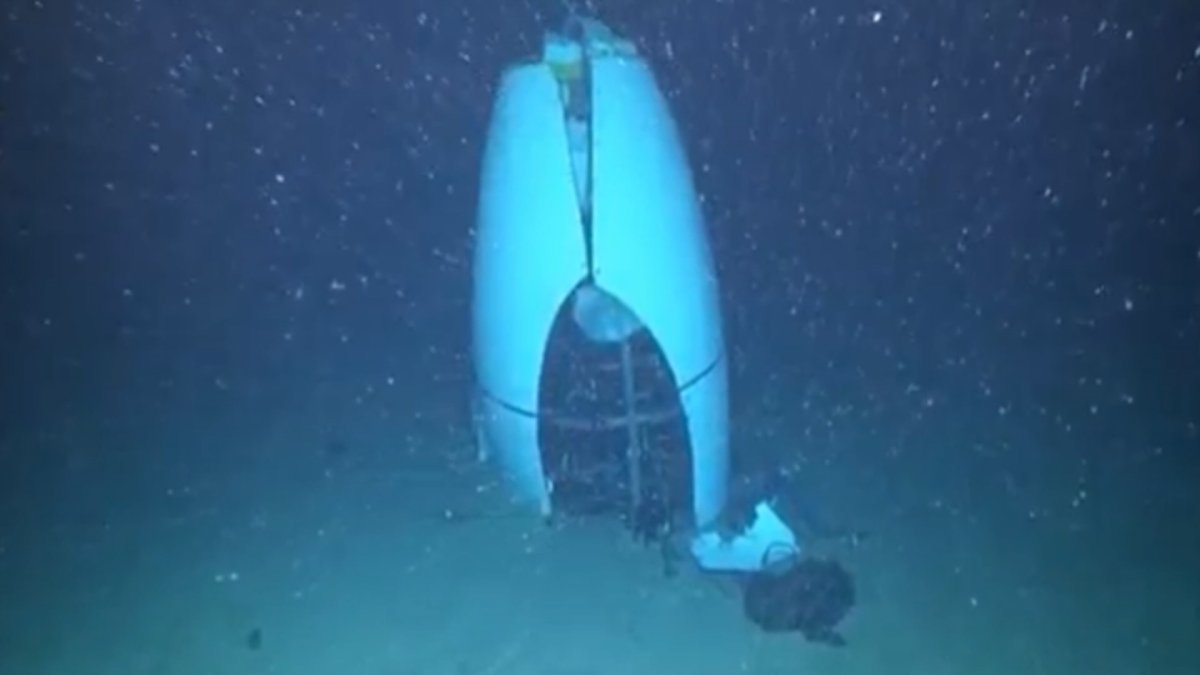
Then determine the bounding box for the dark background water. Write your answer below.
[1,0,1198,661]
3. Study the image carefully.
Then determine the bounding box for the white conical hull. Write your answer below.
[471,34,728,529]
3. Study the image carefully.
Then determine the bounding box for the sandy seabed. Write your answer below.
[1,410,1194,675]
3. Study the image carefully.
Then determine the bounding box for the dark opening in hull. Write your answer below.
[537,290,692,538]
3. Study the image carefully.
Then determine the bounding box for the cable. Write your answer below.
[759,540,801,573]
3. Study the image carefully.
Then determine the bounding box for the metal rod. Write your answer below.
[539,407,681,431]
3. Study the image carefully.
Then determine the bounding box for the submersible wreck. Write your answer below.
[469,15,800,575]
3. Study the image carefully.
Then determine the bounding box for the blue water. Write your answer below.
[1,1,1196,673]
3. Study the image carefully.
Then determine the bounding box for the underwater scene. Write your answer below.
[1,1,1197,674]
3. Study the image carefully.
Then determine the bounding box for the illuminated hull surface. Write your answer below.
[471,32,728,531]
